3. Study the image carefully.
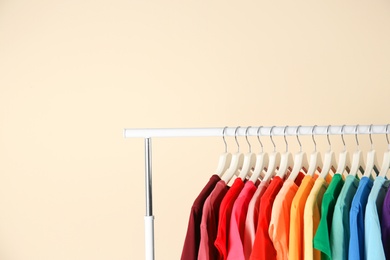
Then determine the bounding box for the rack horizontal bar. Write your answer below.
[124,125,389,138]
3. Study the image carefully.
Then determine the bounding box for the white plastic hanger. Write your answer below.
[276,126,294,179]
[319,125,337,179]
[262,126,281,183]
[335,125,351,178]
[222,126,245,183]
[363,125,379,179]
[306,125,323,177]
[379,124,390,178]
[288,125,309,181]
[349,125,365,178]
[238,126,257,180]
[250,126,269,182]
[215,127,233,177]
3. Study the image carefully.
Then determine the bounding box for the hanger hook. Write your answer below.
[284,125,289,153]
[296,125,302,152]
[312,125,317,152]
[222,126,228,153]
[340,125,346,151]
[257,126,264,153]
[369,124,374,150]
[326,125,332,150]
[386,124,390,150]
[245,126,252,153]
[355,124,360,149]
[234,126,241,153]
[270,126,276,152]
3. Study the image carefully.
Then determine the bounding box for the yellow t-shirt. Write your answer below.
[288,175,317,260]
[303,175,332,260]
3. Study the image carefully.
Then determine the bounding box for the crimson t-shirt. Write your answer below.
[214,178,245,260]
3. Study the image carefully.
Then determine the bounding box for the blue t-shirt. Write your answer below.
[364,176,389,260]
[348,176,373,260]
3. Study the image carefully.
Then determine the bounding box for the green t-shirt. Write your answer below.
[330,174,360,260]
[313,173,344,260]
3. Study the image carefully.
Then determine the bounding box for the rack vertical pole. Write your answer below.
[144,138,155,260]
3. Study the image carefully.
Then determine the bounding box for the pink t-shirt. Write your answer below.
[227,180,258,260]
[243,181,269,259]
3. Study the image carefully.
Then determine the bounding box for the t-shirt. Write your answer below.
[268,172,305,260]
[348,176,373,260]
[313,173,344,260]
[364,176,389,260]
[181,175,221,260]
[214,178,245,260]
[243,181,269,259]
[226,180,258,260]
[288,175,317,260]
[330,174,359,260]
[303,175,332,260]
[250,176,284,260]
[382,187,390,259]
[198,180,229,260]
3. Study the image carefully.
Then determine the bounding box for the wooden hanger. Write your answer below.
[349,125,365,178]
[222,126,244,183]
[250,126,269,182]
[363,125,379,179]
[306,125,323,177]
[379,124,390,178]
[238,126,257,180]
[335,125,351,178]
[319,125,337,179]
[288,125,309,181]
[276,126,294,179]
[262,126,281,183]
[215,127,232,177]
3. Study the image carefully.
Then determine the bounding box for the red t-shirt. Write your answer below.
[214,178,245,260]
[250,176,284,260]
[180,175,221,260]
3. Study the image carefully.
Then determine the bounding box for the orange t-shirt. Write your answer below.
[268,172,305,260]
[288,174,318,260]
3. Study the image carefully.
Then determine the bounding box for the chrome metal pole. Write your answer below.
[144,138,154,260]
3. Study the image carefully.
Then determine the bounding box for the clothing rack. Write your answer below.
[123,125,389,260]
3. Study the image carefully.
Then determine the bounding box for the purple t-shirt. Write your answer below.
[382,187,390,259]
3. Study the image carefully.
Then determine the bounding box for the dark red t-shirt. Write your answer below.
[180,175,221,260]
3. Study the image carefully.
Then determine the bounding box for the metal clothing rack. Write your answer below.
[123,125,389,260]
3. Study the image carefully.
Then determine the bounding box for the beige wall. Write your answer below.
[0,0,390,259]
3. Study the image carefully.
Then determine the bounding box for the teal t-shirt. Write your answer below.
[313,173,344,260]
[330,175,359,260]
[364,176,390,260]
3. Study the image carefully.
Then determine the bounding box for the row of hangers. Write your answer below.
[215,125,390,184]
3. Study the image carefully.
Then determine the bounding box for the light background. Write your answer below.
[0,0,390,259]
